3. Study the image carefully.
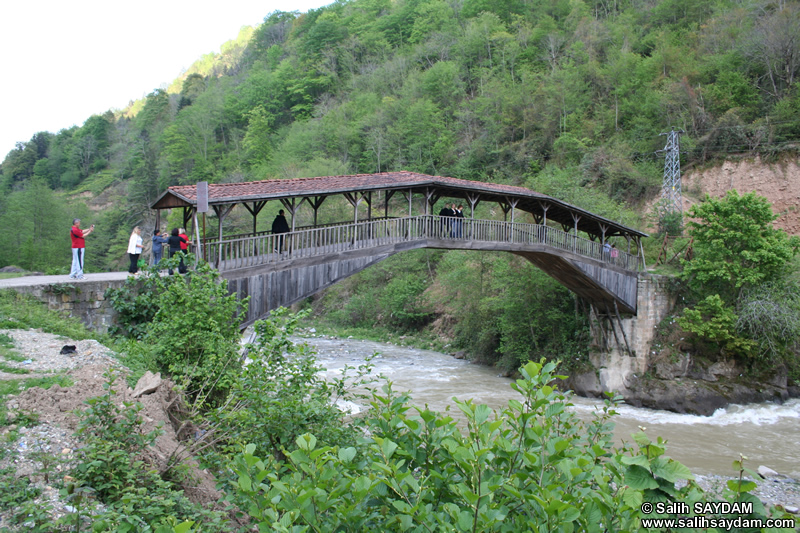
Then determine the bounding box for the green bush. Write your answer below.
[73,369,165,502]
[107,259,248,406]
[206,308,378,462]
[679,294,756,359]
[71,368,226,532]
[229,360,791,531]
[681,191,800,301]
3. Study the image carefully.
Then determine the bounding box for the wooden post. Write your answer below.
[213,204,236,268]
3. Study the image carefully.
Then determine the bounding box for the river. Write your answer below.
[298,335,800,480]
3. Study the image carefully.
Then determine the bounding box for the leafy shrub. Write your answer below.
[679,294,756,359]
[229,360,791,531]
[73,369,165,502]
[206,308,378,462]
[107,259,248,405]
[681,191,800,301]
[72,368,226,531]
[105,263,168,339]
[145,261,246,406]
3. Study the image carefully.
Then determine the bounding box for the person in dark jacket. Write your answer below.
[167,228,188,274]
[272,210,290,253]
[438,204,453,238]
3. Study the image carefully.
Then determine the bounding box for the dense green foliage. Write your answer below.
[230,360,794,531]
[106,258,247,403]
[681,191,800,301]
[677,191,800,368]
[205,308,378,463]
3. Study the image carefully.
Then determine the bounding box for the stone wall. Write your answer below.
[584,273,676,395]
[10,280,126,334]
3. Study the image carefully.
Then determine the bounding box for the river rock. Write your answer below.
[758,465,780,478]
[132,371,162,398]
[623,376,793,416]
[565,371,603,398]
[708,359,737,380]
[453,351,466,360]
[655,354,691,380]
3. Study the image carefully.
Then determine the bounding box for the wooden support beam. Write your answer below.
[505,197,519,223]
[466,194,480,218]
[539,202,550,226]
[280,198,298,231]
[614,300,633,356]
[212,203,236,266]
[243,200,267,235]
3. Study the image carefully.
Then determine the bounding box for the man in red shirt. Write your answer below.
[70,218,95,279]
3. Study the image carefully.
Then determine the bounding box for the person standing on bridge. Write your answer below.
[167,228,188,275]
[272,210,290,254]
[69,218,94,280]
[454,204,464,238]
[438,204,453,238]
[152,229,168,267]
[127,227,144,275]
[178,228,191,254]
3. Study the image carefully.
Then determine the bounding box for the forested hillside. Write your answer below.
[1,0,798,369]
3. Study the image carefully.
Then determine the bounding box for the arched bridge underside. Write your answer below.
[214,216,639,327]
[150,171,647,328]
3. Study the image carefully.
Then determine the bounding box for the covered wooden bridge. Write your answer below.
[151,171,647,326]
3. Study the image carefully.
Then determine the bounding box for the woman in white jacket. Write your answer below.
[127,226,144,275]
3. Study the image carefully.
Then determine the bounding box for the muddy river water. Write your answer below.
[298,335,800,479]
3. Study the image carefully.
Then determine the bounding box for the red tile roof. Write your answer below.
[159,171,550,204]
[152,171,647,237]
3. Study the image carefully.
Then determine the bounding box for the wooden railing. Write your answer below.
[204,216,640,272]
[201,216,397,245]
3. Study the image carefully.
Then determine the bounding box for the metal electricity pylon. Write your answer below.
[657,128,684,218]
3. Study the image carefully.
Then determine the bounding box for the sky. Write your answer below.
[0,0,332,157]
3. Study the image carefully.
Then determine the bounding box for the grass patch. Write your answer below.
[0,272,24,280]
[2,351,27,362]
[0,362,28,374]
[0,333,13,348]
[70,169,117,195]
[0,375,73,397]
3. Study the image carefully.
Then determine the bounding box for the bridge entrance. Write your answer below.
[151,171,647,325]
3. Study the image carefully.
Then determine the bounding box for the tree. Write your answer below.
[0,179,71,271]
[681,190,800,301]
